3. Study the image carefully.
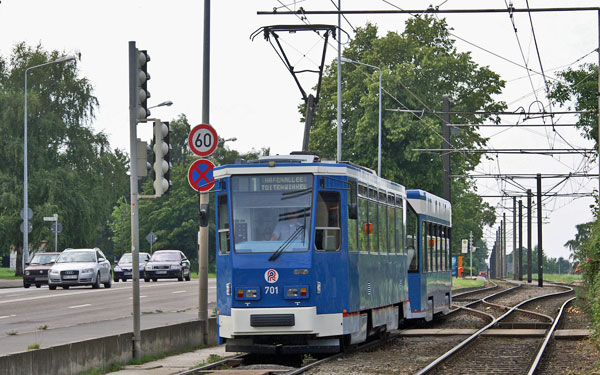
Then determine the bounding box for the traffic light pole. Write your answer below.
[199,0,211,345]
[128,41,142,360]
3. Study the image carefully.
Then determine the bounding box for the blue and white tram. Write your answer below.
[406,190,452,321]
[213,154,451,354]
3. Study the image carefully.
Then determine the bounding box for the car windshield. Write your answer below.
[57,251,96,263]
[151,252,180,261]
[119,254,148,263]
[30,254,58,265]
[231,174,312,253]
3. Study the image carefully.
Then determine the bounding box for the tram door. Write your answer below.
[312,176,347,315]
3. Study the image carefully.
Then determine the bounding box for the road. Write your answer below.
[0,279,216,356]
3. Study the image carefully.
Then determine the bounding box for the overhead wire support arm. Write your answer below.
[258,7,600,16]
[413,148,596,155]
[451,173,600,179]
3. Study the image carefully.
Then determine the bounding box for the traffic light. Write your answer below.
[136,50,151,122]
[136,139,152,177]
[153,120,172,196]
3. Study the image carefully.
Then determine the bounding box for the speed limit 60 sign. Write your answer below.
[188,124,218,157]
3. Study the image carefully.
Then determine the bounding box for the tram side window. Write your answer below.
[396,198,404,254]
[315,191,341,251]
[359,198,369,252]
[218,194,230,254]
[378,202,387,254]
[422,222,428,272]
[437,225,446,271]
[436,225,442,271]
[369,196,379,253]
[388,204,395,254]
[446,228,452,270]
[407,205,418,271]
[348,180,359,252]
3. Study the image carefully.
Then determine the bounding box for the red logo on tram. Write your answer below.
[264,269,279,284]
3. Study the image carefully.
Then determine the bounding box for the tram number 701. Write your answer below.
[264,286,279,295]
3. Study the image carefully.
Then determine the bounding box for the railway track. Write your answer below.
[177,283,590,375]
[415,284,575,375]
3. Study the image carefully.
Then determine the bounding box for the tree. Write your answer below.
[549,63,598,146]
[306,18,502,252]
[0,43,129,269]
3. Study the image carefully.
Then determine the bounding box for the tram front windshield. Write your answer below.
[231,174,312,253]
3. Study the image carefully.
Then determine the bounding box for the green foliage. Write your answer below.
[0,43,129,261]
[549,63,598,146]
[306,18,503,254]
[0,267,21,279]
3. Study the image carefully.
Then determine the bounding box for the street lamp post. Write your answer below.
[23,55,77,270]
[340,57,383,176]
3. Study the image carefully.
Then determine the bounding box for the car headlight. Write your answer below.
[114,266,121,271]
[82,268,94,274]
[170,265,181,270]
[49,270,59,275]
[25,271,30,275]
[145,265,152,271]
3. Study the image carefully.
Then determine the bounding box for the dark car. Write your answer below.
[23,252,60,288]
[144,250,191,282]
[113,252,151,282]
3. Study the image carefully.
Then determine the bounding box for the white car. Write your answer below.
[48,248,112,290]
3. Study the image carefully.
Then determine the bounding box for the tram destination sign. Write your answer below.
[234,175,312,193]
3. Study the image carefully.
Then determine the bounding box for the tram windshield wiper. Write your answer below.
[268,225,305,262]
[281,187,312,200]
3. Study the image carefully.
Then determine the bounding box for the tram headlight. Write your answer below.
[246,289,258,298]
[226,283,231,296]
[316,281,322,295]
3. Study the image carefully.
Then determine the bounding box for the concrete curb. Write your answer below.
[0,318,217,375]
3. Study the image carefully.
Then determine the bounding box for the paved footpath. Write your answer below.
[111,345,234,375]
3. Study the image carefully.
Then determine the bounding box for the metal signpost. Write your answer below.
[145,232,158,254]
[188,123,217,345]
[43,214,59,252]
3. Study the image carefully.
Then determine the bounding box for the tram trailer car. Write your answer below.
[214,154,452,354]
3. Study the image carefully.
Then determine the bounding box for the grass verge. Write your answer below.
[452,277,484,290]
[0,267,21,280]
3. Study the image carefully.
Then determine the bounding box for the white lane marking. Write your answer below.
[0,315,16,319]
[0,279,215,305]
[172,291,186,294]
[68,304,92,309]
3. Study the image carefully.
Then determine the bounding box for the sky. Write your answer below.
[1,0,598,262]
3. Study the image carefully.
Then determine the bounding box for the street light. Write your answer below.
[219,137,237,145]
[339,57,383,176]
[148,100,173,110]
[23,54,77,270]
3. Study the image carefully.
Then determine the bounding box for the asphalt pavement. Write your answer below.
[0,277,230,375]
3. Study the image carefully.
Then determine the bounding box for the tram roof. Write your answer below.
[406,189,452,225]
[214,159,406,196]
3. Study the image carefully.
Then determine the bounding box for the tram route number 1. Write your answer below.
[265,286,279,295]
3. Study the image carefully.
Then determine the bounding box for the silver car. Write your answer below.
[48,248,112,290]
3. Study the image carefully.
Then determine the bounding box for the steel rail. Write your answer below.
[527,296,577,375]
[414,285,573,375]
[175,354,247,375]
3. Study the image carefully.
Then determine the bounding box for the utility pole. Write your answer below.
[442,95,451,202]
[513,197,517,280]
[537,174,543,287]
[199,0,210,345]
[518,199,523,281]
[469,231,473,278]
[336,0,342,162]
[128,41,142,360]
[527,189,533,283]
